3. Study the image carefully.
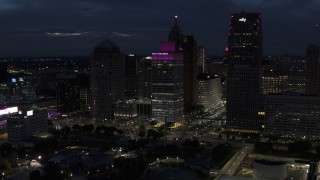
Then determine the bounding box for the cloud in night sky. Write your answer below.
[0,0,319,56]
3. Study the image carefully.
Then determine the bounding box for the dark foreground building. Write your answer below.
[226,11,263,132]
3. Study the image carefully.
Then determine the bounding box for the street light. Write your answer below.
[38,155,42,160]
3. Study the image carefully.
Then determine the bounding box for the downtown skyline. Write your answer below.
[0,0,319,56]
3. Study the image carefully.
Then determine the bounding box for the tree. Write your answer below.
[72,124,81,131]
[0,156,11,171]
[150,121,157,126]
[29,169,41,180]
[138,131,145,139]
[83,124,94,133]
[254,142,273,152]
[117,129,123,135]
[316,146,320,155]
[288,141,312,153]
[212,143,232,166]
[147,129,163,141]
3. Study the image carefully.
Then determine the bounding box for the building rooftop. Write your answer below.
[95,39,119,49]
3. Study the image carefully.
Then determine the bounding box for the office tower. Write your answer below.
[168,16,198,112]
[56,75,80,114]
[151,41,184,122]
[168,16,184,51]
[264,93,320,137]
[183,35,198,112]
[91,40,125,120]
[196,73,222,111]
[261,60,289,94]
[305,44,320,95]
[0,62,8,83]
[114,100,138,120]
[197,46,207,74]
[7,108,48,144]
[226,11,263,132]
[77,73,90,111]
[138,56,152,99]
[288,58,306,94]
[125,54,139,98]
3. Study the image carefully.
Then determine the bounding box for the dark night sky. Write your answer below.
[0,0,319,56]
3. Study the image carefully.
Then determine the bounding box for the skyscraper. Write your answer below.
[226,11,263,132]
[151,41,184,122]
[168,16,198,112]
[138,56,152,99]
[168,16,184,51]
[91,40,125,120]
[196,73,222,111]
[183,35,198,112]
[56,75,80,114]
[125,54,139,98]
[305,44,320,95]
[197,46,207,74]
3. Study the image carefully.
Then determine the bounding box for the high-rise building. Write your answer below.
[288,57,306,94]
[183,35,198,112]
[125,54,139,98]
[77,73,90,111]
[168,16,197,112]
[91,40,125,120]
[305,44,320,95]
[168,16,184,51]
[151,41,184,122]
[0,62,8,84]
[197,46,207,74]
[56,73,90,113]
[226,11,263,132]
[138,56,152,99]
[56,75,80,114]
[196,73,222,111]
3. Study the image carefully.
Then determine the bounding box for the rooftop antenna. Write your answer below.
[174,15,178,25]
[186,25,191,36]
[316,24,320,47]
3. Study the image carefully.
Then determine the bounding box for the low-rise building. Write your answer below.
[264,93,320,137]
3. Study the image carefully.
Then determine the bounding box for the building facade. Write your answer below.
[196,73,222,111]
[264,93,320,137]
[91,40,125,120]
[183,36,198,112]
[168,16,198,113]
[138,56,152,100]
[151,41,184,122]
[197,46,207,74]
[261,60,289,94]
[226,11,263,132]
[305,44,320,95]
[7,109,48,144]
[56,75,80,114]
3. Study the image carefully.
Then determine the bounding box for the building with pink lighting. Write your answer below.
[226,11,263,132]
[151,41,184,122]
[168,16,198,113]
